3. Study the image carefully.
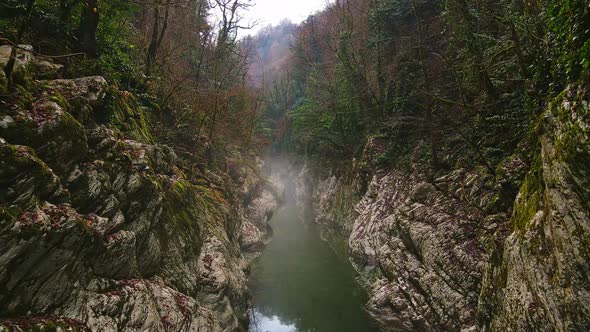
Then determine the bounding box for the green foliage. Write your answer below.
[74,0,142,86]
[0,0,73,47]
[289,92,364,159]
[547,0,590,87]
[0,0,142,87]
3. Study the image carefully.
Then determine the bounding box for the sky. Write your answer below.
[239,0,331,36]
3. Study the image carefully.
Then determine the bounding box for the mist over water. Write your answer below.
[248,160,379,332]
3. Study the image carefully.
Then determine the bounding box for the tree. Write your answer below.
[3,0,36,88]
[79,0,99,56]
[146,0,171,75]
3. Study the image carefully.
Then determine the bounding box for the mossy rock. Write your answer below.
[550,87,590,210]
[491,154,529,213]
[9,63,33,87]
[0,101,88,175]
[511,154,545,233]
[163,176,234,244]
[0,45,62,85]
[510,85,589,233]
[162,180,204,247]
[0,142,68,210]
[29,59,64,80]
[98,88,153,143]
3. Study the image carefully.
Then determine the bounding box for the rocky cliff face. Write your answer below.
[302,87,589,331]
[478,86,590,332]
[305,158,503,331]
[0,46,279,331]
[239,174,283,260]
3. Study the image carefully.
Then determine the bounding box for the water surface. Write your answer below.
[248,178,379,332]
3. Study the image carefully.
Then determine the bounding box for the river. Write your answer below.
[247,172,380,332]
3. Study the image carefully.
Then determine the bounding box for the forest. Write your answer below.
[0,0,589,331]
[263,0,588,176]
[2,0,270,167]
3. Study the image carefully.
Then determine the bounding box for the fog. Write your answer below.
[239,0,332,36]
[248,158,379,332]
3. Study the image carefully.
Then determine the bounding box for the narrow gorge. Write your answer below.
[1,0,589,332]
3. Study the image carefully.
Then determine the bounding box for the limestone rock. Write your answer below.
[411,182,436,203]
[240,174,281,254]
[347,171,486,331]
[0,45,64,82]
[0,53,276,331]
[43,76,108,106]
[478,86,590,331]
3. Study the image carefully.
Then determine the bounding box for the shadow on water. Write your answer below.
[248,160,380,332]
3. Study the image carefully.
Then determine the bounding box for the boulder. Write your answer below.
[0,45,63,82]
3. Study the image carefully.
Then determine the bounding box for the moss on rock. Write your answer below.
[511,154,545,233]
[550,87,590,210]
[100,88,154,143]
[0,142,67,209]
[0,98,89,175]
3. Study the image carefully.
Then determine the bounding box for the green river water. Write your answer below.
[248,177,380,332]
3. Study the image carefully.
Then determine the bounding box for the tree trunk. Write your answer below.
[412,0,439,168]
[4,0,36,88]
[78,0,99,57]
[146,0,170,76]
[59,0,76,26]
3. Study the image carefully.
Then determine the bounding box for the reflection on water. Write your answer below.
[250,313,297,332]
[248,170,379,332]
